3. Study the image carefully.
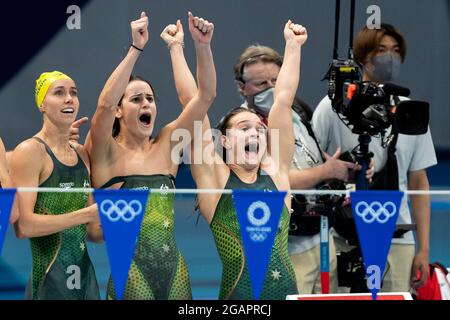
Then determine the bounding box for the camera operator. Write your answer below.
[233,44,374,294]
[312,23,437,292]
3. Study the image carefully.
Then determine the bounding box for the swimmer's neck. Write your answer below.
[228,163,259,184]
[114,133,152,152]
[37,123,72,151]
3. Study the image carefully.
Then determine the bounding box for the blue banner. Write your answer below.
[350,190,403,300]
[0,189,16,255]
[233,190,286,300]
[93,189,148,300]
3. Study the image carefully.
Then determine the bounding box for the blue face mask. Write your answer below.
[248,87,274,117]
[371,52,401,83]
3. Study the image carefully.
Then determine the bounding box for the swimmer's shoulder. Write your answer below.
[12,138,47,166]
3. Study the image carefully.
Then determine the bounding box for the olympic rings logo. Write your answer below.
[100,199,143,223]
[249,232,267,242]
[160,184,169,197]
[355,201,397,224]
[246,201,272,243]
[247,201,271,227]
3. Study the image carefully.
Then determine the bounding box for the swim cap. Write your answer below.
[35,71,73,108]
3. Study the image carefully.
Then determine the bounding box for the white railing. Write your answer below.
[13,187,450,196]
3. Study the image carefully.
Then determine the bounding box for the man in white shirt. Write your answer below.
[313,23,437,292]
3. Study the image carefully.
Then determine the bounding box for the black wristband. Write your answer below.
[131,44,144,52]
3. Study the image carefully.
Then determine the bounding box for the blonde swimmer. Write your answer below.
[10,71,102,300]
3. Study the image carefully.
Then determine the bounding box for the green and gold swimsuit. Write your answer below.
[210,170,298,300]
[28,137,99,300]
[102,174,192,300]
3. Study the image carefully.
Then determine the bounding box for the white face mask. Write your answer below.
[371,52,401,83]
[248,87,274,117]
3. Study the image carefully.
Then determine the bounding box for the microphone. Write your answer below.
[381,83,411,97]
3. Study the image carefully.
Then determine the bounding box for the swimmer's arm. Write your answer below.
[161,17,226,212]
[10,142,98,238]
[87,222,103,243]
[162,20,197,108]
[168,46,219,164]
[168,29,225,179]
[166,14,225,177]
[163,18,204,164]
[170,12,216,134]
[169,26,226,219]
[190,115,226,179]
[268,21,307,172]
[91,14,149,159]
[189,113,228,224]
[91,46,141,158]
[163,19,219,166]
[86,194,103,243]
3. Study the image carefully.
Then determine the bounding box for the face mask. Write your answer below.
[371,52,401,83]
[248,87,274,117]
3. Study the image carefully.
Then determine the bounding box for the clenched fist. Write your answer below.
[188,11,214,44]
[131,12,149,50]
[284,20,308,46]
[160,19,184,49]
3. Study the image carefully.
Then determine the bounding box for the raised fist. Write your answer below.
[160,19,184,48]
[131,12,149,50]
[284,20,307,46]
[188,11,214,44]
